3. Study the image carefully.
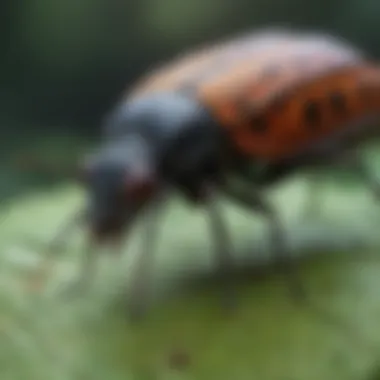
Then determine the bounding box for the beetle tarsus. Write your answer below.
[127,285,150,321]
[275,255,307,304]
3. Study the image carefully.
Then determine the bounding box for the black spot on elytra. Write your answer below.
[270,91,288,111]
[249,114,268,133]
[237,99,268,133]
[303,99,322,128]
[358,82,375,104]
[329,91,347,114]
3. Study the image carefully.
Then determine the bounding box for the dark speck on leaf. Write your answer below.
[168,348,191,371]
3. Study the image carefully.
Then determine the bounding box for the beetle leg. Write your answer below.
[127,196,165,320]
[301,170,326,220]
[335,151,380,201]
[203,185,237,311]
[60,236,100,297]
[222,184,306,302]
[302,151,380,221]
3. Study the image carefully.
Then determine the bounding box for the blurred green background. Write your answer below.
[3,1,380,379]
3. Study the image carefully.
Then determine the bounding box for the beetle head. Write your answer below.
[79,135,158,243]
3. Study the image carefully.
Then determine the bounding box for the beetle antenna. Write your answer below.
[26,209,87,292]
[47,209,88,254]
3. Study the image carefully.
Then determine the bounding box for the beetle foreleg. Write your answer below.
[60,236,100,297]
[27,211,85,293]
[127,196,166,320]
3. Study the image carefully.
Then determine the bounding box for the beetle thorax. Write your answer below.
[104,92,207,145]
[101,91,225,203]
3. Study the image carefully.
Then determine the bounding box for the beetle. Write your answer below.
[32,27,380,318]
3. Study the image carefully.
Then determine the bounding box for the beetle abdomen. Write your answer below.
[204,63,380,161]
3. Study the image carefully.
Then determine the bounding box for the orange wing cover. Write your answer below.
[128,29,380,161]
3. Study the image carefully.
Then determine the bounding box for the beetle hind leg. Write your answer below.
[301,150,380,222]
[337,151,380,202]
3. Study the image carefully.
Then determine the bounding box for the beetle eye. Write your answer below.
[124,176,156,202]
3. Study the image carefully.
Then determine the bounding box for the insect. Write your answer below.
[32,27,380,319]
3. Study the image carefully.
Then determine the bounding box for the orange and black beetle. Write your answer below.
[36,28,380,318]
